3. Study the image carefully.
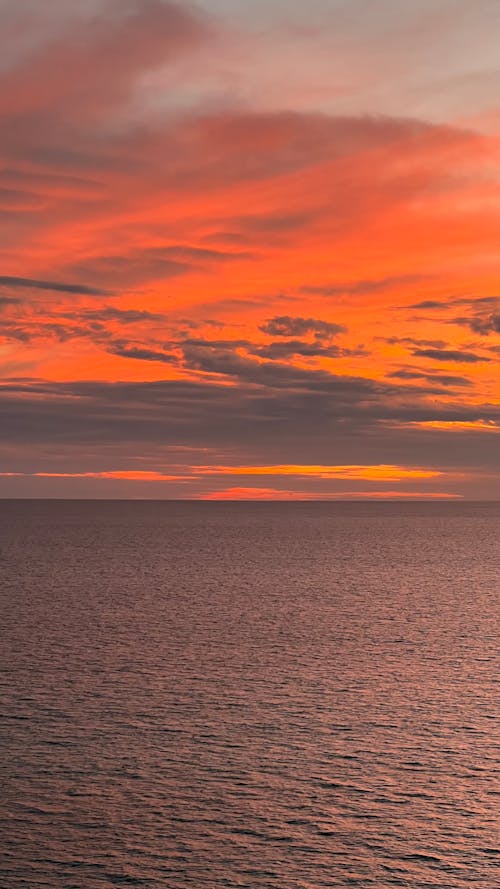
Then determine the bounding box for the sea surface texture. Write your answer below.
[0,500,499,888]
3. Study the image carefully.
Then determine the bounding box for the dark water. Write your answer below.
[0,500,499,888]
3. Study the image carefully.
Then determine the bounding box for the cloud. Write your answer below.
[408,299,447,310]
[0,275,110,296]
[196,463,442,481]
[0,325,31,343]
[412,348,491,363]
[0,463,444,485]
[458,313,500,335]
[2,374,500,455]
[0,0,210,124]
[225,210,315,236]
[97,331,365,376]
[0,301,170,348]
[382,336,448,348]
[409,296,500,311]
[65,245,254,289]
[1,470,188,481]
[81,307,164,323]
[259,315,346,339]
[200,487,321,500]
[200,487,462,501]
[1,3,500,498]
[252,340,348,359]
[405,297,500,340]
[107,343,176,363]
[0,91,490,318]
[176,345,378,387]
[3,370,500,497]
[170,111,438,187]
[301,275,425,297]
[387,369,472,387]
[14,325,361,368]
[1,100,477,287]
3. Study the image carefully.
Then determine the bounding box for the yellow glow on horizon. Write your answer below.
[201,488,463,501]
[195,464,444,480]
[401,420,500,433]
[0,471,193,481]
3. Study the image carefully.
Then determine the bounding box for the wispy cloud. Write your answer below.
[0,275,110,296]
[412,348,492,363]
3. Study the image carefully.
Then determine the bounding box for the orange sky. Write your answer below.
[1,0,500,499]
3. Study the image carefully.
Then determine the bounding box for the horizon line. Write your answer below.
[1,497,499,504]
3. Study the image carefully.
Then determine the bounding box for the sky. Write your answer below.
[1,0,500,499]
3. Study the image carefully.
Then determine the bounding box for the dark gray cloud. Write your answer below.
[457,313,500,335]
[0,296,20,308]
[406,296,500,340]
[1,375,500,485]
[409,296,500,310]
[0,306,166,346]
[259,315,346,339]
[79,332,363,370]
[387,369,472,386]
[181,336,360,360]
[175,344,456,395]
[107,343,176,363]
[0,318,88,344]
[0,275,110,296]
[252,340,347,360]
[178,337,249,350]
[383,336,448,349]
[412,348,491,363]
[81,307,164,323]
[408,299,446,310]
[0,324,31,343]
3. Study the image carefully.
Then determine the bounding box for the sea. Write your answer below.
[0,500,499,888]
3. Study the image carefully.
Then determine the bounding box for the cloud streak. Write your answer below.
[412,348,491,364]
[0,275,110,296]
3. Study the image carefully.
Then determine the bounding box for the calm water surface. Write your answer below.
[0,501,499,888]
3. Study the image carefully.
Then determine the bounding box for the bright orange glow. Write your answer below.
[196,465,444,480]
[0,472,191,481]
[202,488,463,501]
[401,421,500,433]
[0,465,444,482]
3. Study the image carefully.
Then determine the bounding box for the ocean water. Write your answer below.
[0,500,499,889]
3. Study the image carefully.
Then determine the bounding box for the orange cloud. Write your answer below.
[196,464,443,481]
[201,487,321,500]
[0,471,192,481]
[402,421,500,433]
[201,487,463,501]
[0,465,445,483]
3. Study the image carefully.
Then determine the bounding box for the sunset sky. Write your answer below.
[1,0,500,499]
